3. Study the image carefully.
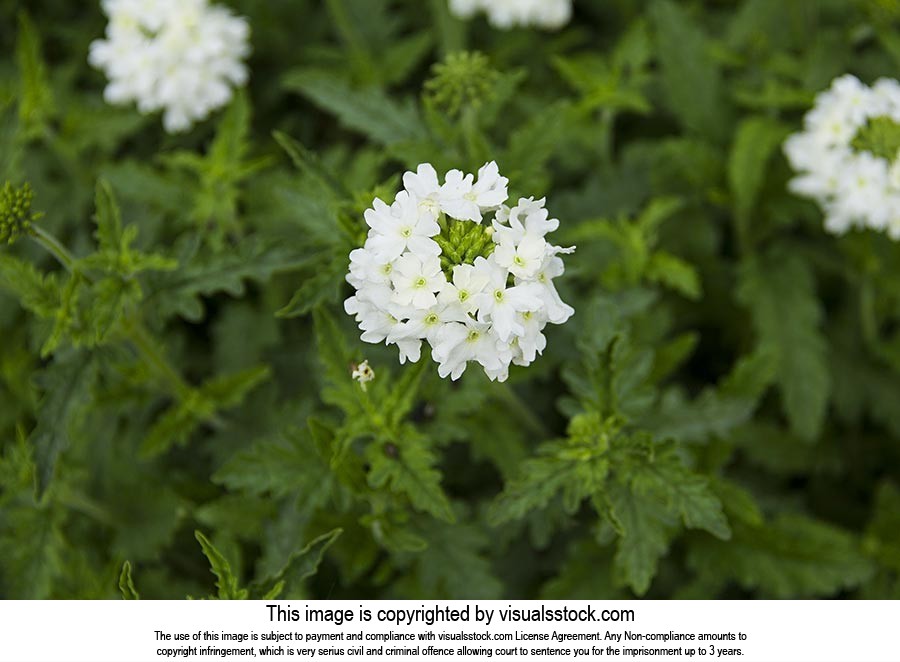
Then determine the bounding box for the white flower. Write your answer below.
[89,0,250,133]
[365,192,440,261]
[493,233,547,280]
[344,162,574,381]
[472,257,543,342]
[449,0,573,30]
[785,74,900,238]
[438,263,490,315]
[390,254,445,309]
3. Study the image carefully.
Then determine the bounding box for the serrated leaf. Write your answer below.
[366,431,454,523]
[141,366,269,458]
[687,514,874,598]
[650,0,730,141]
[93,179,123,254]
[0,254,60,318]
[16,12,54,138]
[253,528,342,599]
[728,116,790,242]
[29,351,96,497]
[646,251,701,300]
[283,70,427,146]
[277,257,345,319]
[0,502,66,598]
[195,531,248,600]
[737,249,830,440]
[118,561,140,600]
[214,428,334,506]
[608,479,673,595]
[145,238,310,322]
[409,518,502,599]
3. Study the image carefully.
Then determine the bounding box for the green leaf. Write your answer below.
[140,366,270,458]
[282,70,427,147]
[608,479,673,595]
[688,514,874,598]
[728,116,790,241]
[214,427,334,505]
[650,0,730,141]
[145,237,310,322]
[93,179,123,254]
[407,518,503,600]
[273,131,348,197]
[737,248,830,440]
[30,351,96,498]
[645,251,702,300]
[624,440,731,539]
[16,12,54,138]
[252,528,342,599]
[118,561,140,600]
[0,501,66,598]
[195,531,248,600]
[0,254,60,318]
[366,431,455,523]
[276,256,345,319]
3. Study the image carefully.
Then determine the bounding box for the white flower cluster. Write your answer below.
[449,0,572,30]
[785,74,900,238]
[344,162,575,382]
[89,0,250,133]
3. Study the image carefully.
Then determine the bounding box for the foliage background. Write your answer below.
[2,0,900,600]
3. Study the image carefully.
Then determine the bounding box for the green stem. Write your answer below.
[29,224,204,411]
[58,487,118,527]
[598,108,616,170]
[31,225,76,273]
[324,0,376,82]
[429,0,465,56]
[497,383,551,439]
[121,316,192,399]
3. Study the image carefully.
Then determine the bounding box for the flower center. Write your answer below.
[493,289,504,302]
[466,330,480,343]
[458,290,470,303]
[433,216,495,277]
[414,276,427,288]
[424,313,439,325]
[851,116,900,162]
[400,227,413,239]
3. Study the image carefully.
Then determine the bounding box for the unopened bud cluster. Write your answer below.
[0,182,39,245]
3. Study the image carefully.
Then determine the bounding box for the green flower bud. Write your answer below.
[424,51,499,119]
[0,182,41,246]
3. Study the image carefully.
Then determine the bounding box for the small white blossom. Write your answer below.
[345,162,574,382]
[785,74,900,239]
[449,0,573,30]
[351,360,375,391]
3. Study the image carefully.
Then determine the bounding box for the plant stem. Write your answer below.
[120,316,191,399]
[31,225,77,273]
[30,223,199,406]
[498,383,551,439]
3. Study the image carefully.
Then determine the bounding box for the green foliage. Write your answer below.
[737,248,830,440]
[118,561,140,600]
[0,0,897,602]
